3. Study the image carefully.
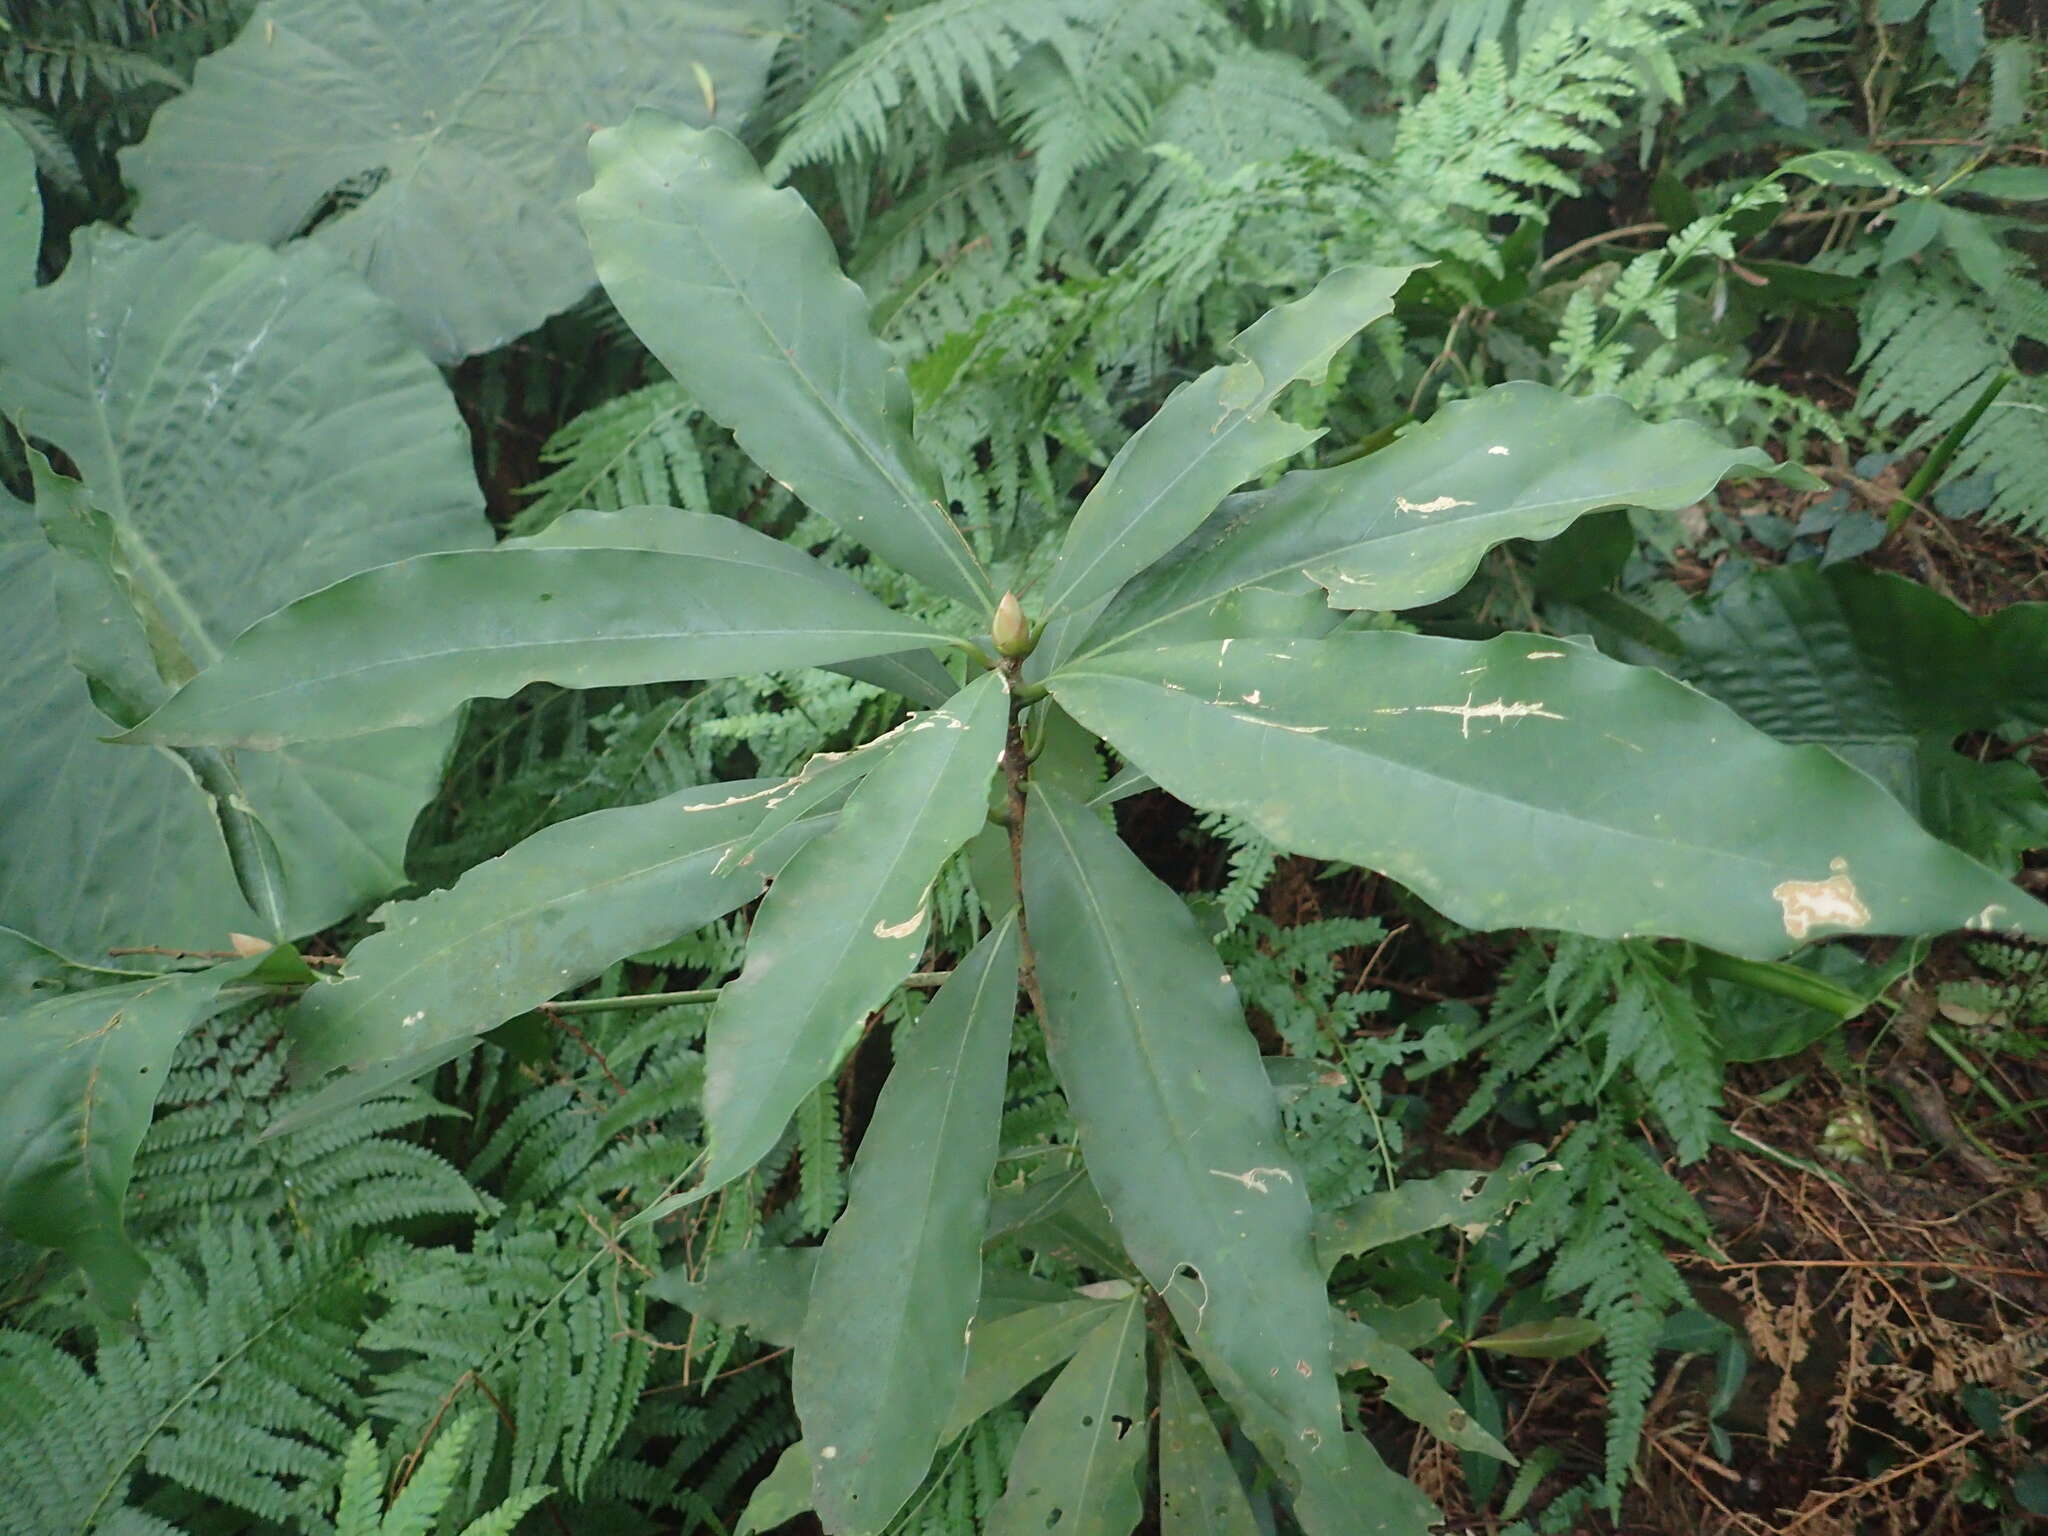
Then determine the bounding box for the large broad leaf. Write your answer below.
[1022,784,1339,1446]
[986,1297,1148,1536]
[1671,563,2048,869]
[796,917,1020,1535]
[1,928,151,1004]
[1158,1352,1261,1536]
[579,116,993,611]
[1049,634,2048,958]
[1041,266,1410,618]
[22,449,297,941]
[122,0,784,361]
[0,228,488,958]
[0,955,270,1313]
[121,527,949,750]
[1081,384,1775,656]
[2,118,36,303]
[699,674,1006,1192]
[287,777,828,1089]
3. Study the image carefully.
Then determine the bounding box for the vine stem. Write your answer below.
[999,654,1054,1030]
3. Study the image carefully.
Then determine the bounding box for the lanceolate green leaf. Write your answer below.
[986,1297,1148,1536]
[580,115,993,610]
[1158,1352,1261,1536]
[0,956,267,1313]
[1329,1316,1512,1460]
[1316,1146,1551,1273]
[797,916,1020,1534]
[514,504,963,706]
[945,1298,1125,1439]
[288,778,825,1084]
[122,0,784,360]
[648,1246,819,1348]
[1081,384,1775,656]
[700,675,1006,1193]
[121,543,947,749]
[1246,1423,1439,1536]
[1049,634,2048,958]
[0,228,488,957]
[738,1443,813,1536]
[1042,266,1410,618]
[1022,784,1339,1446]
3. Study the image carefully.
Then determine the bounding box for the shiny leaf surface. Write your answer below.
[123,539,946,749]
[288,778,823,1090]
[513,505,961,707]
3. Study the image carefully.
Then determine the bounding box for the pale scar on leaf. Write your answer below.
[1395,494,1474,515]
[872,906,926,940]
[1210,1166,1294,1194]
[1771,858,1871,939]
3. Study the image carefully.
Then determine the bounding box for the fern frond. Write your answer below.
[1195,811,1280,931]
[0,1224,363,1533]
[1856,261,2048,532]
[130,1014,482,1242]
[769,0,1115,176]
[362,1220,655,1503]
[796,1075,847,1232]
[1002,0,1225,255]
[516,381,710,533]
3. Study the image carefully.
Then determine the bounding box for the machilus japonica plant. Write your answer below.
[75,116,2048,1534]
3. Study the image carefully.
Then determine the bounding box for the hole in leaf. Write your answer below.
[1111,1414,1134,1440]
[291,165,392,238]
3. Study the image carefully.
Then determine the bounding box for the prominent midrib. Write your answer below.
[1038,794,1322,1430]
[1079,473,1739,660]
[1063,1301,1144,1521]
[664,170,991,608]
[821,918,1014,1464]
[1047,388,1259,615]
[707,714,995,1181]
[1052,669,1808,883]
[323,815,784,1028]
[80,1249,352,1535]
[152,621,937,731]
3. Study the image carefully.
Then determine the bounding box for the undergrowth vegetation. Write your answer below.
[1,2,2044,1534]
